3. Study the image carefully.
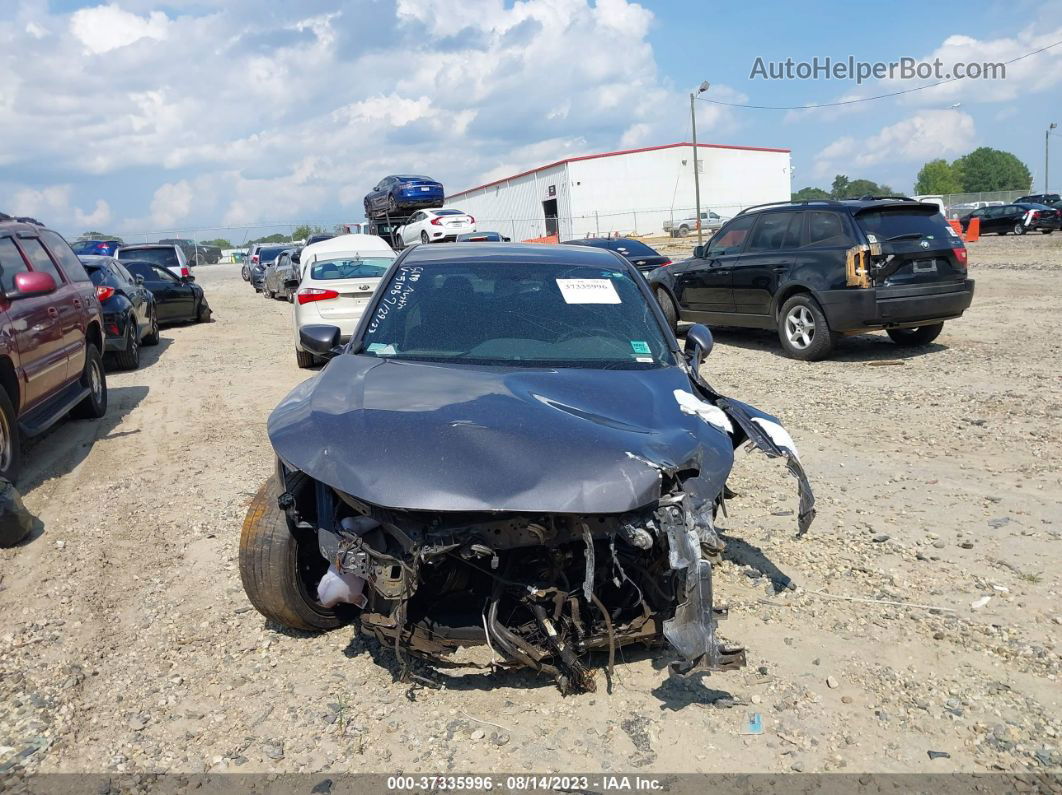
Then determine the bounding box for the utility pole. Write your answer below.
[690,81,710,245]
[1047,123,1057,192]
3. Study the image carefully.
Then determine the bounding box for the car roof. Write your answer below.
[739,198,931,217]
[402,242,628,269]
[302,234,395,261]
[78,255,116,265]
[0,215,48,235]
[119,243,178,249]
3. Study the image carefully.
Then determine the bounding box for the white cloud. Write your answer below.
[813,110,976,178]
[150,181,194,227]
[10,186,73,218]
[70,4,170,54]
[74,200,112,228]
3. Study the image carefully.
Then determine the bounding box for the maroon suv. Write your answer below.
[0,214,108,483]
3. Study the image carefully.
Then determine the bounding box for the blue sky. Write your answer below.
[1,0,1060,240]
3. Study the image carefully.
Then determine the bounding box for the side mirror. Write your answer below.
[684,323,714,368]
[300,324,342,358]
[692,244,705,259]
[11,271,58,298]
[134,275,145,285]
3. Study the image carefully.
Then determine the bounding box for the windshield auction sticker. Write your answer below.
[556,278,621,304]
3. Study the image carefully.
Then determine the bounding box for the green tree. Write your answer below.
[954,147,1032,192]
[248,233,289,245]
[79,231,125,243]
[830,175,850,198]
[200,238,232,249]
[292,224,326,241]
[839,178,895,198]
[791,186,832,201]
[914,159,964,195]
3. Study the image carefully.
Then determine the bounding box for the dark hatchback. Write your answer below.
[561,237,671,274]
[649,199,975,360]
[122,260,212,324]
[71,239,121,256]
[363,175,444,218]
[249,245,291,291]
[80,256,158,370]
[960,203,1061,235]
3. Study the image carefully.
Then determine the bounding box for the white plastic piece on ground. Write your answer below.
[751,417,800,460]
[317,565,367,609]
[970,595,992,610]
[673,389,733,433]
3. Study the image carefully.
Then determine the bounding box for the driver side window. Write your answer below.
[706,215,756,256]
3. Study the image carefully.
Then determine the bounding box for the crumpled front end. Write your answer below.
[273,392,815,694]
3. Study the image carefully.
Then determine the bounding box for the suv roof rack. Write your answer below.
[738,199,843,215]
[850,195,915,202]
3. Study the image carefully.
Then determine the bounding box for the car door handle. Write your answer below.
[47,307,59,318]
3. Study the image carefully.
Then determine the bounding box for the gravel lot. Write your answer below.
[1,233,1060,777]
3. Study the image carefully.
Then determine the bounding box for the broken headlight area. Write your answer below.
[278,470,746,695]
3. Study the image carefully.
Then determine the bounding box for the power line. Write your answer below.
[697,39,1062,110]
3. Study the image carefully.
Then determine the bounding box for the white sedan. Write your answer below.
[396,209,475,247]
[292,234,396,368]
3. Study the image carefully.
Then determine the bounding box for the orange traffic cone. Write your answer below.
[949,219,963,237]
[966,217,980,243]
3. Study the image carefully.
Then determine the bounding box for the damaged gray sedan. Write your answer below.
[240,242,814,694]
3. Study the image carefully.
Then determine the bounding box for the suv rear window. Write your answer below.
[118,247,179,268]
[856,207,953,240]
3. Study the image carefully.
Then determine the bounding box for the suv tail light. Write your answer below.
[251,254,259,264]
[1030,211,1041,221]
[297,287,339,305]
[180,266,191,278]
[96,285,115,301]
[952,245,968,269]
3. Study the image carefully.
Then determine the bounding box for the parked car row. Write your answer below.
[0,213,214,496]
[958,202,1061,235]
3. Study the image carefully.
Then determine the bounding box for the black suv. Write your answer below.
[648,198,975,360]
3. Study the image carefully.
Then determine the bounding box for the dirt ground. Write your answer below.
[1,233,1060,777]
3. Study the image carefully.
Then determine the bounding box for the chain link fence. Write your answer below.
[940,190,1032,219]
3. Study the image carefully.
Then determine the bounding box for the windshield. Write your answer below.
[362,261,674,369]
[856,208,952,240]
[310,257,393,280]
[118,247,178,267]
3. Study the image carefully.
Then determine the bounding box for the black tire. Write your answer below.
[239,475,343,631]
[421,232,429,245]
[143,306,160,346]
[0,387,21,484]
[998,230,1008,236]
[1013,223,1026,236]
[1041,229,1053,235]
[678,225,690,238]
[777,294,835,361]
[295,348,317,369]
[655,288,678,334]
[111,316,141,370]
[241,265,250,281]
[196,298,212,323]
[886,323,943,347]
[70,344,107,420]
[263,286,274,299]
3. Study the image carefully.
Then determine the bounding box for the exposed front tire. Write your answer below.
[196,298,212,323]
[0,387,21,484]
[70,344,107,420]
[1041,229,1053,235]
[886,323,943,347]
[239,474,344,631]
[778,294,834,361]
[655,288,679,334]
[295,348,317,369]
[111,316,141,370]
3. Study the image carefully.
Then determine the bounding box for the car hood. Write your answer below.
[268,354,736,514]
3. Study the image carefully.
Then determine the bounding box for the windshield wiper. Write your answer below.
[884,232,926,242]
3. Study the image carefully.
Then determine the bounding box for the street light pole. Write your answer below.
[1047,123,1057,192]
[690,81,709,245]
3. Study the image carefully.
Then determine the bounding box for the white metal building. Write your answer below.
[443,142,792,241]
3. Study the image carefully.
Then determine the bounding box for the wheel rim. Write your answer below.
[89,358,103,400]
[0,406,12,472]
[1015,224,1023,234]
[784,305,816,349]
